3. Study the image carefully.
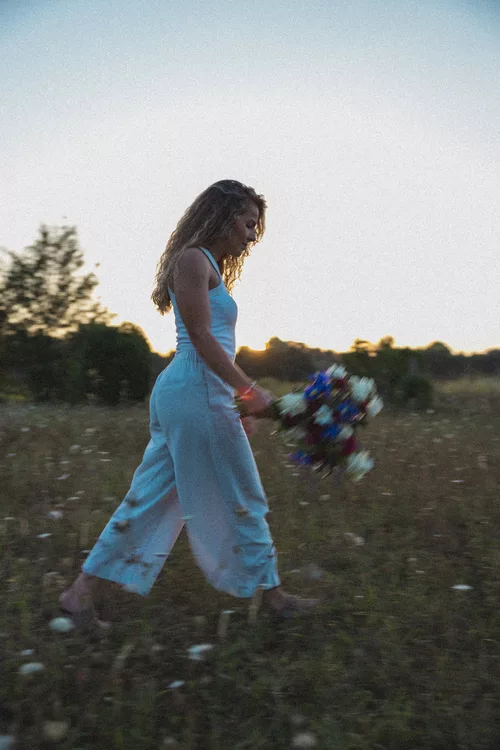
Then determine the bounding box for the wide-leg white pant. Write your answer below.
[82,351,281,597]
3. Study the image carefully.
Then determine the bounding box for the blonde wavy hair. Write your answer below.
[152,179,267,314]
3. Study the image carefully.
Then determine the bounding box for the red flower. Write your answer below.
[340,435,357,457]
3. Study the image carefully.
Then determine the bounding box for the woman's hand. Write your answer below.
[241,416,258,438]
[244,384,273,415]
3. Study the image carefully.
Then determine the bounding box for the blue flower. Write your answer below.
[321,423,342,440]
[289,450,313,466]
[336,400,360,422]
[304,371,331,401]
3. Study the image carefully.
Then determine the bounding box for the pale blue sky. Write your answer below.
[1,0,499,354]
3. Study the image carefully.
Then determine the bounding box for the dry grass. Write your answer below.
[0,382,499,749]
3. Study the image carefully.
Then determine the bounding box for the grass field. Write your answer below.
[1,379,499,749]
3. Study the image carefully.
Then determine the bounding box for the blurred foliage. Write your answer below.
[1,225,499,406]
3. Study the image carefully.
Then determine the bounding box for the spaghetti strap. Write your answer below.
[199,247,222,279]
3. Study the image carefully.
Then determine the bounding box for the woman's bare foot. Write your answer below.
[263,586,319,619]
[59,573,110,631]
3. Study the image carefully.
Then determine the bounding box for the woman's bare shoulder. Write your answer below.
[173,247,210,292]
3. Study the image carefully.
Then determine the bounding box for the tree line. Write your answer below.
[1,226,498,406]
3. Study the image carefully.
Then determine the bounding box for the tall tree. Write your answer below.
[0,225,112,337]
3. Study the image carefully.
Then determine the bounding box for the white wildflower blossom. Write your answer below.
[43,721,69,742]
[336,425,354,442]
[47,510,63,520]
[19,662,45,676]
[344,532,365,546]
[168,680,185,689]
[291,731,318,748]
[326,364,347,378]
[367,395,384,417]
[49,617,75,634]
[349,377,375,404]
[187,643,214,661]
[313,404,333,426]
[277,393,307,417]
[344,451,374,482]
[452,584,473,591]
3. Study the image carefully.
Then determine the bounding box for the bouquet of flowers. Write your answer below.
[241,365,383,482]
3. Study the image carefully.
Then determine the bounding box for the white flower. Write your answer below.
[49,617,75,634]
[277,393,307,417]
[344,451,374,482]
[19,662,45,676]
[344,532,365,546]
[43,721,69,741]
[187,643,214,661]
[336,425,354,442]
[367,396,383,417]
[47,510,63,520]
[313,404,333,425]
[452,584,473,591]
[326,364,347,379]
[291,732,318,748]
[168,680,185,689]
[349,377,375,404]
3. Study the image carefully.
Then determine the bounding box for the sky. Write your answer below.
[1,0,499,355]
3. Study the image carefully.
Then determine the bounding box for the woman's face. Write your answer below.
[226,202,260,256]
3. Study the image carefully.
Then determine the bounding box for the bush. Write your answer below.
[393,374,434,410]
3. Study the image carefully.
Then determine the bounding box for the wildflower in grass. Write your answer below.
[187,643,214,661]
[19,662,45,676]
[452,584,473,591]
[49,617,75,633]
[344,532,365,546]
[37,533,52,539]
[43,721,69,741]
[291,731,318,748]
[47,510,63,520]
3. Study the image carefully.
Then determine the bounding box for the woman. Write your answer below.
[60,179,317,627]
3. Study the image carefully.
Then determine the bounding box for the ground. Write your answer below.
[0,379,499,749]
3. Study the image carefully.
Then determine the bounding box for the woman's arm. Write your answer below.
[173,248,271,411]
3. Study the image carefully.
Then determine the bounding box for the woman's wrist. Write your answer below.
[237,380,258,399]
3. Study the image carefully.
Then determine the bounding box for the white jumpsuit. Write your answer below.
[82,248,281,597]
